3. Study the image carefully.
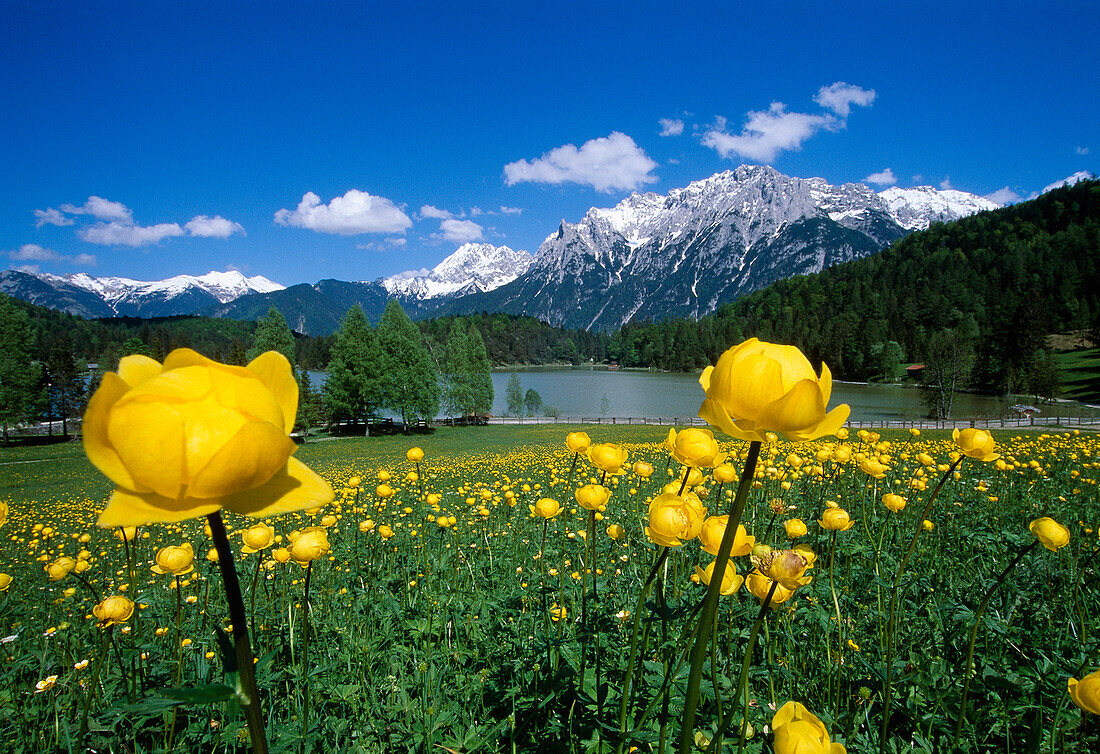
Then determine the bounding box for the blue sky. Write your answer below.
[2,1,1096,285]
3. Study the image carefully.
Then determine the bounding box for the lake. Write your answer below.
[490,367,1100,422]
[307,368,1098,422]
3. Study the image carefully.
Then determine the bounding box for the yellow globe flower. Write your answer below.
[1068,669,1100,715]
[288,526,330,566]
[406,447,424,463]
[241,522,276,553]
[859,458,887,479]
[745,570,794,605]
[0,501,7,527]
[0,573,11,592]
[819,508,855,532]
[93,595,135,628]
[762,549,812,590]
[347,476,362,488]
[606,524,625,541]
[771,701,847,753]
[712,463,738,484]
[575,485,610,511]
[645,492,706,547]
[952,428,1000,462]
[784,519,808,539]
[151,543,195,576]
[587,443,628,474]
[667,427,727,468]
[565,432,591,454]
[882,493,907,513]
[632,461,654,479]
[378,525,395,539]
[694,558,743,596]
[376,484,395,498]
[698,515,755,557]
[530,498,562,519]
[272,547,291,564]
[359,519,376,532]
[45,556,76,582]
[1029,517,1070,552]
[698,338,850,443]
[83,349,334,527]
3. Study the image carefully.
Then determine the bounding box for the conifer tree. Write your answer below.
[323,305,384,431]
[377,300,440,428]
[0,296,42,440]
[246,307,296,365]
[466,324,494,416]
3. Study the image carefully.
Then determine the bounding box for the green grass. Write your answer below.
[1056,347,1100,403]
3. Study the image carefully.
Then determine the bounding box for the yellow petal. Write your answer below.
[722,352,785,422]
[699,398,761,442]
[107,399,187,499]
[124,365,212,404]
[97,487,221,528]
[768,343,818,389]
[759,379,826,433]
[818,361,833,407]
[189,422,297,499]
[117,355,163,387]
[162,348,220,371]
[82,372,144,491]
[221,457,335,517]
[246,351,299,433]
[207,367,285,429]
[698,365,713,392]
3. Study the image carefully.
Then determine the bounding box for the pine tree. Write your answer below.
[441,323,472,418]
[376,300,440,428]
[246,307,296,365]
[0,296,42,440]
[323,306,384,431]
[505,371,523,417]
[466,325,494,416]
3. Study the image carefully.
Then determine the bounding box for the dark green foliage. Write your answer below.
[376,300,440,425]
[0,296,42,437]
[246,306,297,365]
[323,306,385,426]
[505,371,523,416]
[523,388,542,416]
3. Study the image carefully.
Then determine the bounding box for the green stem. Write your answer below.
[951,540,1040,750]
[678,441,762,754]
[880,455,963,752]
[207,511,269,754]
[301,560,313,747]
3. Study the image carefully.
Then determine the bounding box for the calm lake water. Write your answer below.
[307,368,1098,422]
[490,367,1100,422]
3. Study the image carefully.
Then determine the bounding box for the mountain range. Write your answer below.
[2,166,1000,333]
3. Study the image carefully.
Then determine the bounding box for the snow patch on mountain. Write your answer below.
[878,186,1000,231]
[40,270,285,308]
[382,243,533,300]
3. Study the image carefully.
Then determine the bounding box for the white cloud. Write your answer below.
[984,187,1022,205]
[499,205,523,215]
[702,104,834,162]
[275,190,412,235]
[1076,146,1089,155]
[385,237,407,247]
[939,177,953,190]
[388,267,432,280]
[1042,171,1092,194]
[658,118,684,137]
[813,82,877,117]
[33,208,74,227]
[438,218,485,243]
[469,207,483,217]
[419,205,454,220]
[59,196,133,222]
[7,243,95,267]
[184,215,245,238]
[12,264,39,273]
[10,243,61,262]
[503,131,658,193]
[357,237,408,251]
[864,168,897,186]
[79,221,185,246]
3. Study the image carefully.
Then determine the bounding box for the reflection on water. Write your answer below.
[490,367,1099,422]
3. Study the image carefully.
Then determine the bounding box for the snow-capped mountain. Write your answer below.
[381,243,533,300]
[440,165,998,330]
[0,269,284,318]
[879,186,1001,231]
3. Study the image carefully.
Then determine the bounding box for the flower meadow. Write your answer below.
[0,344,1098,753]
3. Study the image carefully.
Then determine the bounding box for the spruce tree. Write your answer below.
[441,323,472,418]
[0,296,42,440]
[246,307,296,365]
[376,299,440,428]
[323,306,385,431]
[466,324,494,416]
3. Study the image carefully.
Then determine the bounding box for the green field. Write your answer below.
[1056,348,1100,404]
[0,424,1097,752]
